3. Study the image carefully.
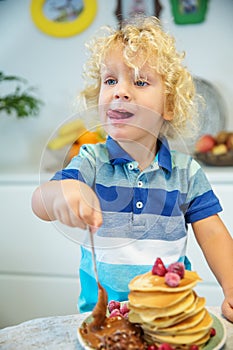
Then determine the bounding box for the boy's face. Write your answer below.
[98,46,172,146]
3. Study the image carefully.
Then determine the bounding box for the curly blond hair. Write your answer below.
[78,15,198,139]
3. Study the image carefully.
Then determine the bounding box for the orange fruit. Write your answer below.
[78,131,99,145]
[68,143,81,160]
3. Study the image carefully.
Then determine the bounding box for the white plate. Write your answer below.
[77,311,226,350]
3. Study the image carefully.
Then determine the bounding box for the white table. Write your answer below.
[0,307,232,349]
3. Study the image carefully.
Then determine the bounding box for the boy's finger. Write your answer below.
[79,194,102,229]
[89,225,99,234]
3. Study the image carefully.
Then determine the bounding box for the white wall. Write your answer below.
[0,0,232,172]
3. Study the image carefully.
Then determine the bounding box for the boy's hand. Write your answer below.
[52,180,102,232]
[222,291,233,323]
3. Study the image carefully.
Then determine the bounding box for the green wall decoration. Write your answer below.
[170,0,209,24]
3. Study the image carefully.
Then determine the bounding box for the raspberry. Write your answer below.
[210,327,216,337]
[189,345,199,350]
[158,343,174,350]
[108,300,121,313]
[165,272,181,287]
[109,308,122,318]
[147,344,158,350]
[152,258,167,276]
[120,303,129,315]
[167,262,185,279]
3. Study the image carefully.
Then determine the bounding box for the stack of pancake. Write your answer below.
[128,270,213,349]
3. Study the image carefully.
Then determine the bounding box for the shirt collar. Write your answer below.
[157,137,172,173]
[106,136,172,173]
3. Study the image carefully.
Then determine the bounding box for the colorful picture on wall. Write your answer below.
[30,0,97,37]
[43,0,84,23]
[115,0,162,27]
[170,0,209,24]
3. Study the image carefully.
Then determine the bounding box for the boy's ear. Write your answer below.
[163,111,173,121]
[163,99,174,121]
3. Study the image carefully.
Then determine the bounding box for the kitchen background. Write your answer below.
[1,0,233,171]
[0,0,233,329]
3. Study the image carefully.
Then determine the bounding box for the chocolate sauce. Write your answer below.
[79,276,146,349]
[81,229,146,349]
[80,315,147,350]
[89,282,108,331]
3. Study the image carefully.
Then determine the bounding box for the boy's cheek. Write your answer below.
[98,106,108,126]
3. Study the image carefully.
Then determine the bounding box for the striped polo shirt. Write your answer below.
[51,136,222,312]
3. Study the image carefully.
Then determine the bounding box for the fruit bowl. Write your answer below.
[194,150,233,166]
[194,131,233,166]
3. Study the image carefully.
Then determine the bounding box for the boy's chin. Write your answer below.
[107,126,137,141]
[107,124,157,141]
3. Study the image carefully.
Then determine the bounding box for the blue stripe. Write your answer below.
[78,269,129,312]
[96,183,186,216]
[78,249,191,312]
[185,190,222,223]
[51,169,85,182]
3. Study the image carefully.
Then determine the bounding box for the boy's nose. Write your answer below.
[114,93,130,100]
[113,84,131,101]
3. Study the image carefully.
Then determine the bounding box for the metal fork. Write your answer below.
[88,226,99,283]
[88,226,108,330]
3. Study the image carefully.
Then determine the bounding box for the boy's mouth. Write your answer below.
[107,109,134,120]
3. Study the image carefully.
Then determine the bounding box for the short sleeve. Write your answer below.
[50,144,97,188]
[184,159,222,223]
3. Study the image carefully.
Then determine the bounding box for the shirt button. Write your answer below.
[138,181,143,187]
[136,201,143,209]
[128,163,134,170]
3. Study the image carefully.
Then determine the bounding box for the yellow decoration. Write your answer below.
[58,119,85,136]
[47,131,84,150]
[30,0,97,38]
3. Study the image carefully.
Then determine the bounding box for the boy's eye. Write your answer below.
[135,80,148,87]
[105,78,117,85]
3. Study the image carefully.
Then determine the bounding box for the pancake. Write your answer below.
[143,330,211,349]
[129,291,196,322]
[128,288,191,308]
[156,308,206,333]
[148,310,213,336]
[142,308,206,334]
[129,270,201,292]
[128,267,213,349]
[149,328,210,345]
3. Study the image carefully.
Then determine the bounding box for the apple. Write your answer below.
[195,134,216,153]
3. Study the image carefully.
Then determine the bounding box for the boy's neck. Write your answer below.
[117,139,157,171]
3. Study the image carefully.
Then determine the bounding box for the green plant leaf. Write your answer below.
[0,71,44,118]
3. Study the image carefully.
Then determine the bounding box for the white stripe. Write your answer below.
[85,236,187,266]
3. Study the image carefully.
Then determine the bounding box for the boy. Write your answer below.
[32,16,233,321]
